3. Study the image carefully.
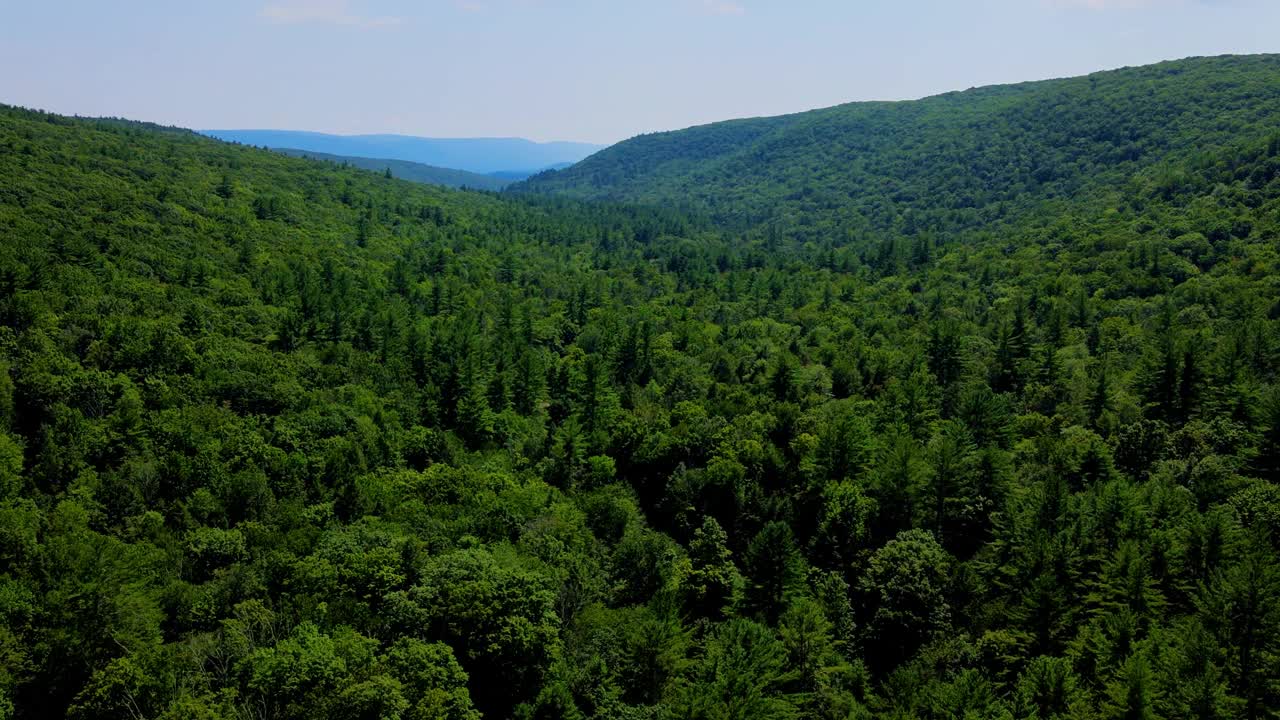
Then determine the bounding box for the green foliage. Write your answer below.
[5,54,1280,717]
[684,516,743,621]
[1017,656,1089,720]
[859,529,953,671]
[517,55,1280,244]
[0,434,21,500]
[743,522,804,624]
[405,549,560,717]
[666,619,799,720]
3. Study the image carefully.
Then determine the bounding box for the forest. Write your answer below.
[2,53,1280,720]
[515,55,1280,240]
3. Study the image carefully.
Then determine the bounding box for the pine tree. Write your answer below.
[1144,307,1182,421]
[1250,386,1280,483]
[743,521,803,624]
[927,320,963,387]
[668,619,800,719]
[572,353,618,452]
[1104,654,1159,720]
[511,348,544,416]
[1180,349,1203,420]
[455,354,494,446]
[1017,656,1088,720]
[926,420,975,548]
[1089,541,1166,621]
[1091,361,1113,429]
[356,214,371,248]
[1168,620,1236,720]
[870,432,927,538]
[779,596,843,701]
[685,516,743,620]
[1196,536,1280,720]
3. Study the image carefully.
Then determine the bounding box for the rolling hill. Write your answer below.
[513,54,1280,238]
[201,129,603,175]
[274,148,511,190]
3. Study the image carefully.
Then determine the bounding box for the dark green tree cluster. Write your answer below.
[3,54,1280,719]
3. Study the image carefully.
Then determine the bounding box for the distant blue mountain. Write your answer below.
[199,130,603,175]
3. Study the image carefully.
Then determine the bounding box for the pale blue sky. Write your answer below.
[1,0,1277,144]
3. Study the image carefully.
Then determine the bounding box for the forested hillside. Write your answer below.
[3,51,1280,720]
[514,55,1280,239]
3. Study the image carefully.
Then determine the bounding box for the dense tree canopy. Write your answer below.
[515,55,1280,241]
[4,53,1280,718]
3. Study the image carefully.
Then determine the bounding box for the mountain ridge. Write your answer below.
[511,54,1280,238]
[273,148,512,190]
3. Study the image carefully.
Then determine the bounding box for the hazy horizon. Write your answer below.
[3,0,1279,145]
[198,129,605,147]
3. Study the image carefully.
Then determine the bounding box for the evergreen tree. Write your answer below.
[668,619,800,720]
[1196,536,1280,720]
[685,516,743,620]
[743,522,804,624]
